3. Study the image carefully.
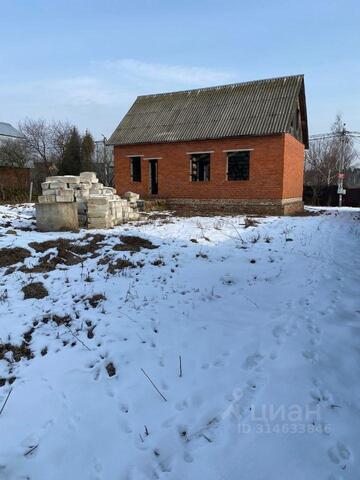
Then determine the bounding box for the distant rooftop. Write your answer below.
[0,122,22,139]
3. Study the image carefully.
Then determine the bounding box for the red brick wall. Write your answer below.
[0,167,30,190]
[114,134,304,201]
[282,133,305,199]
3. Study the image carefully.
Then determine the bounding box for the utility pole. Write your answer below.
[337,125,346,208]
[309,126,360,208]
[101,134,108,186]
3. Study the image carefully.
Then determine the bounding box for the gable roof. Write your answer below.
[0,122,22,139]
[109,74,308,148]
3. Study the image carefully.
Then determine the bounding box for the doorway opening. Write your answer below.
[149,159,158,195]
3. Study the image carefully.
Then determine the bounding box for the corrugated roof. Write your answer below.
[0,122,22,139]
[109,75,308,147]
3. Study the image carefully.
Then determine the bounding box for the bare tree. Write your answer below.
[305,114,358,204]
[94,139,114,186]
[50,121,73,166]
[0,138,28,168]
[19,118,53,166]
[19,118,74,169]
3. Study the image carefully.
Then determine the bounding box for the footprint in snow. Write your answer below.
[302,350,318,362]
[310,336,321,347]
[328,441,352,465]
[41,419,54,432]
[68,415,80,431]
[272,325,287,344]
[190,394,203,407]
[175,400,188,411]
[162,416,176,428]
[213,358,225,368]
[222,377,265,422]
[184,452,194,463]
[307,321,321,336]
[93,459,103,473]
[299,297,311,307]
[119,403,129,413]
[118,419,132,434]
[309,388,333,406]
[243,353,263,370]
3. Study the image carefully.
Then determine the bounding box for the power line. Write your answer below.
[308,124,360,207]
[310,127,360,141]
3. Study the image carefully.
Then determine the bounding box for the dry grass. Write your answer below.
[114,235,158,252]
[22,282,48,299]
[0,247,31,268]
[86,293,106,308]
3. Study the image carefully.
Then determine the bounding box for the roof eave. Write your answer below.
[109,131,287,147]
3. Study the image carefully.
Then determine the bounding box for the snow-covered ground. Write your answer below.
[0,204,359,480]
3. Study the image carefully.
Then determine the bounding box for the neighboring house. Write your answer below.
[0,122,29,200]
[109,75,309,214]
[0,122,22,144]
[346,167,360,188]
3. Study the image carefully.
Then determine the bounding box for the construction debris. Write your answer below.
[36,172,142,231]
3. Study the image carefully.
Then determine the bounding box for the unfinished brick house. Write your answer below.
[109,75,309,214]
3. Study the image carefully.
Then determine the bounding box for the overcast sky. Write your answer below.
[1,0,359,139]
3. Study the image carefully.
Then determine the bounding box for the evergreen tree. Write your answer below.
[81,130,95,172]
[60,127,82,175]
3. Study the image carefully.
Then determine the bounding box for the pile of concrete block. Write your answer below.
[37,172,141,230]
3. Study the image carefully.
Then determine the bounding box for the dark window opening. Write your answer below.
[191,153,210,181]
[130,156,141,182]
[227,151,250,181]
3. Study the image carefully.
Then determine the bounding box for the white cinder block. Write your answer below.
[56,195,74,203]
[103,187,116,194]
[48,181,69,189]
[88,212,109,219]
[62,175,80,184]
[45,176,67,183]
[75,190,89,200]
[88,196,110,205]
[39,172,141,230]
[79,181,91,189]
[124,191,140,200]
[55,189,74,201]
[80,172,97,182]
[38,195,56,203]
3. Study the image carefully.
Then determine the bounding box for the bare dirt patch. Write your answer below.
[22,235,108,273]
[41,314,72,326]
[29,239,67,253]
[19,253,55,274]
[151,258,165,267]
[113,235,158,252]
[0,247,31,268]
[22,282,48,299]
[106,362,116,377]
[107,258,136,274]
[244,216,260,228]
[289,210,321,217]
[0,340,33,362]
[86,293,106,308]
